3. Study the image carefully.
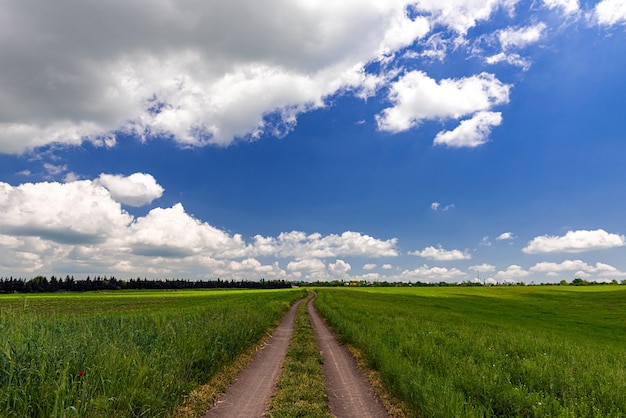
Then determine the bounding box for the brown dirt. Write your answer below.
[202,298,303,418]
[308,297,390,418]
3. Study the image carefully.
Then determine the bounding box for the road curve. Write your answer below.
[308,296,390,418]
[203,298,303,418]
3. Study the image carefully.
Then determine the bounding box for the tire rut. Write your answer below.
[308,295,390,418]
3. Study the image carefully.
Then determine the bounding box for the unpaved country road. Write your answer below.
[203,294,389,418]
[203,298,303,418]
[308,296,390,418]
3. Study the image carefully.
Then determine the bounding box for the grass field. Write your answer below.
[314,285,626,417]
[0,289,304,417]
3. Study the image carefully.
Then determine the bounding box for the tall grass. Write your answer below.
[314,286,626,417]
[0,289,303,417]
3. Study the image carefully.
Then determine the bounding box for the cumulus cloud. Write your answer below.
[409,245,471,260]
[433,111,502,147]
[287,258,326,274]
[522,229,625,254]
[376,71,509,144]
[0,177,400,280]
[495,264,529,280]
[363,263,377,270]
[530,260,623,276]
[249,230,398,259]
[398,264,467,282]
[594,0,626,25]
[0,0,439,154]
[469,263,496,272]
[328,259,352,276]
[94,173,164,206]
[127,203,245,258]
[0,180,131,245]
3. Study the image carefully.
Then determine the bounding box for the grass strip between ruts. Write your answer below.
[266,293,332,418]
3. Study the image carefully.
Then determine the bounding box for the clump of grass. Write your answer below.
[266,293,332,418]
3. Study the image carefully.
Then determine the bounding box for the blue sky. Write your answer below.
[1,0,626,283]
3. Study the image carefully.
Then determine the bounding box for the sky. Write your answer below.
[1,0,626,284]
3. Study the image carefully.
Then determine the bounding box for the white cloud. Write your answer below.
[522,229,625,254]
[543,0,580,15]
[376,71,509,138]
[382,264,394,269]
[249,230,398,258]
[398,264,467,282]
[469,263,496,272]
[495,264,529,280]
[0,180,131,245]
[329,259,352,276]
[0,176,401,280]
[410,245,471,260]
[496,232,514,240]
[530,260,626,279]
[485,52,532,70]
[287,258,326,272]
[433,111,502,148]
[363,263,377,270]
[127,203,245,258]
[431,201,455,211]
[44,163,68,177]
[497,23,546,50]
[94,173,164,206]
[0,0,436,154]
[415,0,519,36]
[595,0,626,25]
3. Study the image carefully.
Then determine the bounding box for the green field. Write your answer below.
[314,286,626,417]
[0,289,304,417]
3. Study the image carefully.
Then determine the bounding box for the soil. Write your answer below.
[203,294,390,418]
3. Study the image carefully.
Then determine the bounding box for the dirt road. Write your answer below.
[203,298,303,418]
[203,294,389,417]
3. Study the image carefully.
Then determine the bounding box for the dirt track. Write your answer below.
[203,298,303,418]
[308,297,390,418]
[203,294,389,418]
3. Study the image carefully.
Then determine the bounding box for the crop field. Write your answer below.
[314,286,626,417]
[0,288,304,417]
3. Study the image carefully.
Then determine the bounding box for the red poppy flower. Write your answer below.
[77,371,85,377]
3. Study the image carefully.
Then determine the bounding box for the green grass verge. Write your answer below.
[0,289,304,417]
[266,294,332,418]
[314,286,626,417]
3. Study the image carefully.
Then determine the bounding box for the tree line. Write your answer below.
[0,275,292,293]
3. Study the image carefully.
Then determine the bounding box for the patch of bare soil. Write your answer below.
[308,297,390,418]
